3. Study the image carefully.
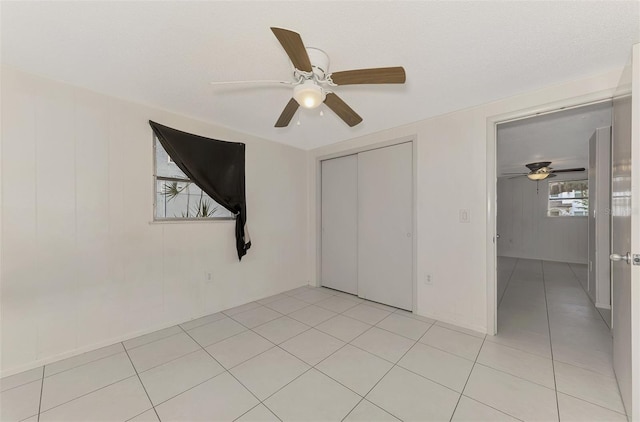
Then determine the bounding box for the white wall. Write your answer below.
[1,67,308,376]
[496,175,588,264]
[307,70,621,334]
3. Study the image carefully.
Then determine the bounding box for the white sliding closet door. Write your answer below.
[358,143,413,310]
[321,155,358,295]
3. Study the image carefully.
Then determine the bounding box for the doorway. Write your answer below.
[496,102,613,323]
[491,102,628,415]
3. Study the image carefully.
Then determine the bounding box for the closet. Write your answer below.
[321,142,413,310]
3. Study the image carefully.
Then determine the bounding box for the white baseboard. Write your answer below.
[596,302,611,310]
[497,254,587,265]
[0,284,309,378]
[415,310,487,335]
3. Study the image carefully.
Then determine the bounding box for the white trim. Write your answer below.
[0,283,309,379]
[315,135,418,312]
[628,42,640,422]
[486,90,615,336]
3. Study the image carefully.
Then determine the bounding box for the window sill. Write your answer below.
[149,218,236,225]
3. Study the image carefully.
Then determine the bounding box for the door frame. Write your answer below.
[485,91,617,335]
[315,135,418,312]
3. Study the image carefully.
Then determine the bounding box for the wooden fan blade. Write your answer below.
[270,27,312,72]
[324,93,363,127]
[550,168,586,173]
[329,67,406,85]
[275,98,299,127]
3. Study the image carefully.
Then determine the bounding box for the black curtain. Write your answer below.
[149,121,251,260]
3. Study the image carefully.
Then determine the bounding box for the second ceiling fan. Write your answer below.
[506,161,586,180]
[211,27,407,128]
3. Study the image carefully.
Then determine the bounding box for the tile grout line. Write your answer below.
[345,325,431,367]
[560,262,627,417]
[448,335,487,422]
[483,335,553,360]
[36,366,44,421]
[222,304,407,420]
[498,257,519,308]
[470,361,555,391]
[0,288,365,387]
[552,357,618,379]
[556,390,629,417]
[432,321,486,339]
[167,320,449,422]
[182,321,360,422]
[458,395,525,422]
[144,370,228,410]
[35,374,140,417]
[567,261,611,329]
[228,310,345,406]
[35,345,126,383]
[177,325,266,407]
[30,288,468,418]
[19,287,467,422]
[541,260,561,421]
[125,328,185,351]
[122,342,162,422]
[341,327,424,422]
[495,260,625,418]
[3,288,336,420]
[232,402,282,422]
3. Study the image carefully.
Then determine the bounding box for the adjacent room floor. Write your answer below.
[1,260,627,421]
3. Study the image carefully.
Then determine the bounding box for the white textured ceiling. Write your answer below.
[2,1,638,150]
[497,102,612,177]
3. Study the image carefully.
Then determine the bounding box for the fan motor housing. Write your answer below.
[306,47,330,80]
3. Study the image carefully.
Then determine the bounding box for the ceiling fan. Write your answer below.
[505,161,586,180]
[210,27,406,128]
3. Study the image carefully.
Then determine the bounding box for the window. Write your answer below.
[154,137,234,220]
[547,180,588,217]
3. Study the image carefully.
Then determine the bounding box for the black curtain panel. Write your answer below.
[149,121,251,260]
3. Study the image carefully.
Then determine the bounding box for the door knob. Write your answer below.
[610,252,631,264]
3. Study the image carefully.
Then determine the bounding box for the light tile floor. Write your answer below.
[0,259,627,421]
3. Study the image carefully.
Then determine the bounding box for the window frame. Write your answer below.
[152,135,236,222]
[546,178,589,218]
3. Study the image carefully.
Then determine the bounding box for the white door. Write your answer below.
[358,143,413,310]
[321,155,358,295]
[588,127,612,307]
[611,44,639,421]
[588,130,598,301]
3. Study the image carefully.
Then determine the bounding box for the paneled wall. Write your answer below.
[497,175,588,264]
[1,67,308,376]
[307,69,620,333]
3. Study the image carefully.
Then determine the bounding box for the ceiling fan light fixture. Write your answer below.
[527,172,550,181]
[293,80,325,109]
